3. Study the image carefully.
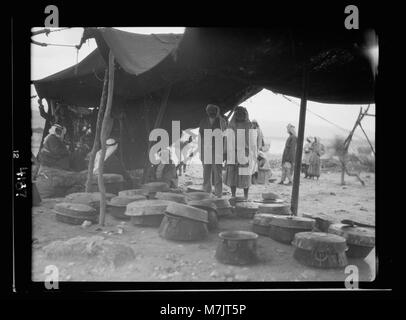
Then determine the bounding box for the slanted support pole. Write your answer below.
[98,50,115,226]
[85,68,109,192]
[291,64,308,216]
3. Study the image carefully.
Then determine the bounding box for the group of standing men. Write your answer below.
[199,104,267,200]
[198,104,325,198]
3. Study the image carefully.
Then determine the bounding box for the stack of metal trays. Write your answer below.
[292,232,348,269]
[155,192,187,204]
[125,199,171,227]
[251,213,275,236]
[228,197,247,207]
[167,187,184,194]
[119,189,150,198]
[268,215,316,244]
[159,203,209,241]
[185,191,214,201]
[186,185,204,192]
[53,202,98,225]
[64,192,116,213]
[187,199,218,231]
[257,203,291,215]
[141,182,170,198]
[107,196,144,221]
[328,223,375,259]
[234,201,259,219]
[211,199,233,217]
[262,192,280,201]
[303,212,335,232]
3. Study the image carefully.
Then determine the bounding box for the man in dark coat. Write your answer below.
[198,104,227,197]
[36,124,87,198]
[38,124,70,170]
[279,123,297,185]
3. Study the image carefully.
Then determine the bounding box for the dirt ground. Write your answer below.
[32,162,375,283]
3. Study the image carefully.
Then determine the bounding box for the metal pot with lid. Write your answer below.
[125,199,171,227]
[252,213,275,236]
[211,199,233,217]
[234,201,259,219]
[187,200,218,231]
[292,232,348,269]
[53,202,98,225]
[155,192,187,204]
[268,215,316,244]
[328,223,375,259]
[215,230,259,266]
[107,196,142,220]
[159,204,209,241]
[185,191,214,201]
[257,203,291,215]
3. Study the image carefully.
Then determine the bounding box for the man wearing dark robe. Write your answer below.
[198,104,227,198]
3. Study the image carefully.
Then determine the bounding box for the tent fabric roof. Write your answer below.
[33,27,375,111]
[97,28,182,75]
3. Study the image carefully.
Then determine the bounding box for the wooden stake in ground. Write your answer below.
[98,50,115,226]
[85,68,109,192]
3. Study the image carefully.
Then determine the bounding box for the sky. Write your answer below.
[31,27,375,141]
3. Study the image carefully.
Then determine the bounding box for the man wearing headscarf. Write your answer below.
[38,124,70,170]
[302,136,314,178]
[93,138,133,188]
[198,104,227,197]
[307,137,325,180]
[36,124,87,198]
[279,123,297,185]
[225,106,257,199]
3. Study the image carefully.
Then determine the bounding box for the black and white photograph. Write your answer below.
[7,3,392,302]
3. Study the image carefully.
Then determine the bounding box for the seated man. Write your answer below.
[38,124,70,170]
[37,124,87,198]
[151,149,178,188]
[69,136,91,172]
[93,138,133,189]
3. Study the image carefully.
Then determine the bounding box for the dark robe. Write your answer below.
[38,134,70,170]
[282,134,297,164]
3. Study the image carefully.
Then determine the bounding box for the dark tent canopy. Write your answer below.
[33,27,375,168]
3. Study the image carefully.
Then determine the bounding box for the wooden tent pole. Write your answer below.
[118,110,127,168]
[291,64,308,216]
[84,68,109,192]
[358,123,375,155]
[142,86,171,183]
[340,107,368,186]
[98,50,115,226]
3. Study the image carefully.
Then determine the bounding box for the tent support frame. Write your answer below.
[84,68,109,192]
[290,64,308,216]
[98,50,115,226]
[142,85,172,184]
